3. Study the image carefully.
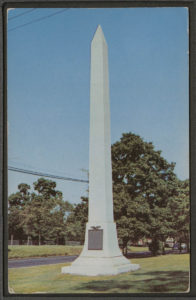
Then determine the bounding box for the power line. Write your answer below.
[8,166,89,184]
[8,8,69,32]
[8,8,37,21]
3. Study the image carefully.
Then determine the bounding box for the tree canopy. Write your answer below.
[8,178,73,245]
[112,133,188,254]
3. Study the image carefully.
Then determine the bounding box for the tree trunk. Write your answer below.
[122,240,128,256]
[27,235,30,246]
[162,241,165,255]
[11,234,14,246]
[39,232,41,246]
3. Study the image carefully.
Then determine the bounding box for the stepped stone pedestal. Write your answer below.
[61,25,140,276]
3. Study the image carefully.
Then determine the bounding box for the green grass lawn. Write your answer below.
[8,245,83,259]
[8,253,189,294]
[128,246,149,252]
[8,245,153,259]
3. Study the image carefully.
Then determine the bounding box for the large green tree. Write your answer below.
[111,132,179,255]
[30,178,69,244]
[8,183,31,245]
[8,178,73,245]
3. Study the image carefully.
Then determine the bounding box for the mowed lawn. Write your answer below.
[8,245,150,259]
[8,245,83,259]
[8,253,190,294]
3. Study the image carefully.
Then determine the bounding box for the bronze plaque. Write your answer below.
[88,229,103,250]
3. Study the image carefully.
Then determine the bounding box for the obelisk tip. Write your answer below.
[95,24,103,34]
[92,25,107,44]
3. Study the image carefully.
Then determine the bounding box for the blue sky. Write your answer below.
[7,7,189,204]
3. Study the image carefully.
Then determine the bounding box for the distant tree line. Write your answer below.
[8,132,189,256]
[8,178,75,245]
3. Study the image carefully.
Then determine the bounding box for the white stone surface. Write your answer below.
[89,25,113,223]
[61,25,140,276]
[61,256,139,276]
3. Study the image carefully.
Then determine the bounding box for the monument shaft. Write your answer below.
[89,25,113,223]
[61,26,140,276]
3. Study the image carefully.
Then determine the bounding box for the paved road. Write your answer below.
[8,255,78,269]
[8,250,186,269]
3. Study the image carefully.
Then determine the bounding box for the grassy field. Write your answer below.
[8,245,83,259]
[8,245,150,259]
[8,253,189,294]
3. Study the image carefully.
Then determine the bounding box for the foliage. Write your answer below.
[112,132,179,255]
[8,184,31,243]
[169,179,190,251]
[8,178,73,244]
[65,197,88,243]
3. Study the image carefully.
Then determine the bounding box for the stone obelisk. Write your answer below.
[61,25,140,276]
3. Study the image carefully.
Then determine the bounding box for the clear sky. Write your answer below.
[7,7,189,204]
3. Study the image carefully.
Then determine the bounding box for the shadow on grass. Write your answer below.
[75,271,189,293]
[126,251,154,258]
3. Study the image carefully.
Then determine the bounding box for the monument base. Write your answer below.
[61,255,139,276]
[61,222,140,276]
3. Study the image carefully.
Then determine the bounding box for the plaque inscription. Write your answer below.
[88,229,103,250]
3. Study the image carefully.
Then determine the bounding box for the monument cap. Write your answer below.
[91,24,107,45]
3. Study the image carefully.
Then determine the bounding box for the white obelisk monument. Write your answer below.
[62,25,140,276]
